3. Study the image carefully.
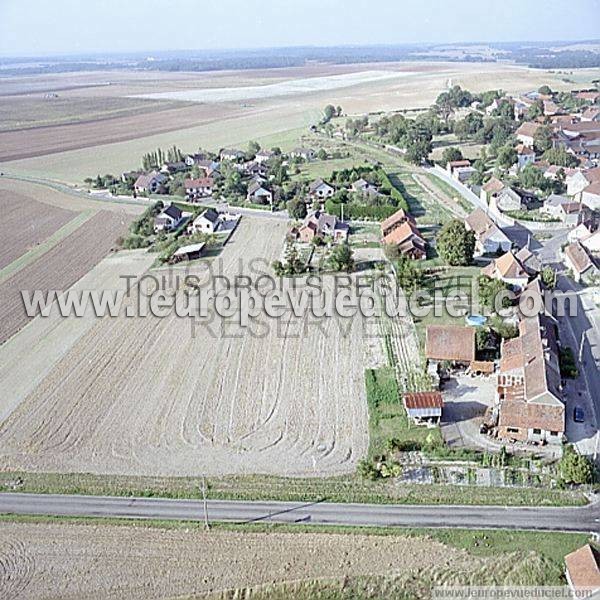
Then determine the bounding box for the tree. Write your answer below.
[328,243,355,272]
[437,220,476,266]
[496,145,517,169]
[541,266,557,289]
[394,254,424,291]
[317,148,328,161]
[286,197,307,220]
[283,243,307,275]
[246,140,260,161]
[441,147,463,167]
[542,147,579,168]
[478,275,512,311]
[534,125,553,153]
[538,85,552,96]
[405,138,432,165]
[336,105,343,117]
[559,446,595,485]
[323,104,337,123]
[518,164,547,191]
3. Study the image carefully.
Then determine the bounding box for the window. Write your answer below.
[533,428,541,435]
[550,431,559,436]
[507,427,519,434]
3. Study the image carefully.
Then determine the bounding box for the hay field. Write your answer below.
[0,522,472,600]
[0,218,370,477]
[2,62,598,183]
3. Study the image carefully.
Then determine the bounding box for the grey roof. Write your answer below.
[200,208,219,224]
[162,204,182,220]
[545,194,570,208]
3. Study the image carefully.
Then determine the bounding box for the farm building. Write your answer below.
[171,242,206,263]
[403,392,443,425]
[425,325,476,387]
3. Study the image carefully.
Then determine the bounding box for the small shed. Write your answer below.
[171,242,206,263]
[403,392,443,425]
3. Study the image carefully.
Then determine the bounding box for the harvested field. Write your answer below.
[0,189,76,269]
[0,210,128,344]
[0,521,472,599]
[3,62,598,183]
[0,218,369,477]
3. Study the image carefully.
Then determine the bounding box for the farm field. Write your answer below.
[0,190,76,269]
[0,217,371,477]
[0,520,582,599]
[0,210,128,344]
[2,62,598,183]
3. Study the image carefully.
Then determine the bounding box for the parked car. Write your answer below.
[573,407,585,423]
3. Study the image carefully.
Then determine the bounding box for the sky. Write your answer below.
[1,0,599,57]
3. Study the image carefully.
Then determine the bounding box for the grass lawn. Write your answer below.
[422,172,473,213]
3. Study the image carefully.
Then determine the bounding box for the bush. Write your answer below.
[559,446,595,484]
[559,347,578,379]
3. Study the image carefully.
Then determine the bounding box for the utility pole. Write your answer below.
[200,477,210,531]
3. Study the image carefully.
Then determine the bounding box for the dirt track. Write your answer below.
[0,218,370,477]
[0,521,471,599]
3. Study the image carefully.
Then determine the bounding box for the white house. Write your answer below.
[154,204,184,232]
[541,194,571,218]
[481,250,530,290]
[563,242,599,283]
[568,223,593,244]
[184,177,214,201]
[581,230,600,253]
[516,144,536,170]
[515,122,540,147]
[290,148,316,161]
[582,182,600,211]
[220,148,245,162]
[189,208,221,234]
[246,181,273,204]
[134,171,166,195]
[308,178,335,199]
[254,149,275,164]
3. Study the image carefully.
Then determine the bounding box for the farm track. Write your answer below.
[0,218,370,477]
[0,211,128,344]
[0,191,76,270]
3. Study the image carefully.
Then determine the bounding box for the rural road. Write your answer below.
[0,493,599,533]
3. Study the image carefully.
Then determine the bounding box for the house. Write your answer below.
[382,221,427,260]
[479,177,506,205]
[495,187,538,213]
[189,208,221,234]
[465,208,512,256]
[557,201,585,227]
[582,181,600,211]
[581,230,600,253]
[246,181,273,205]
[160,161,186,174]
[481,250,530,289]
[563,241,599,283]
[220,148,245,161]
[446,159,471,173]
[171,242,205,263]
[154,204,184,232]
[543,165,578,181]
[540,194,571,218]
[242,161,268,178]
[403,392,443,426]
[567,223,593,244]
[581,106,600,122]
[454,165,477,183]
[380,207,415,238]
[514,245,541,276]
[308,178,335,199]
[254,149,274,164]
[297,210,348,243]
[134,171,166,195]
[495,279,564,444]
[564,544,600,595]
[425,325,476,365]
[516,144,536,170]
[184,177,214,201]
[289,147,316,161]
[351,178,380,197]
[515,122,540,147]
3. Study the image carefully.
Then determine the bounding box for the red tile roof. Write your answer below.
[565,544,600,591]
[404,392,443,409]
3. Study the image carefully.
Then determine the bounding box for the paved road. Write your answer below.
[0,493,598,532]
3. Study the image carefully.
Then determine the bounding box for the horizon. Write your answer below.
[1,0,600,57]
